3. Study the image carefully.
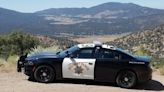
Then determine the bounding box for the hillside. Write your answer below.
[107,25,164,58]
[1,2,164,35]
[36,2,163,18]
[0,7,54,35]
[35,2,164,35]
[37,35,79,49]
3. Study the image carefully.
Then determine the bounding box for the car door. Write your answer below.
[62,48,96,79]
[94,48,121,82]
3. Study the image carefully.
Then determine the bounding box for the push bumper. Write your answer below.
[17,54,28,72]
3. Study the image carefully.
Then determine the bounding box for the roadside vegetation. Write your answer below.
[0,31,164,75]
[0,32,39,60]
[0,32,39,72]
[151,58,164,75]
[0,55,19,72]
[0,31,77,72]
[29,46,61,56]
[0,32,45,72]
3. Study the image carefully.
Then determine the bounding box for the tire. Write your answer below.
[116,70,136,88]
[34,65,55,83]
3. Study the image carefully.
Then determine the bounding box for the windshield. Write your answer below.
[59,45,79,57]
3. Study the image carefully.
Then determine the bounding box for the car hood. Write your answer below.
[26,52,59,60]
[134,55,151,62]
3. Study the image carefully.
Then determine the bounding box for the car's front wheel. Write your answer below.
[116,70,136,88]
[34,65,55,83]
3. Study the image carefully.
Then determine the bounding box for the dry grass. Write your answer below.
[159,66,164,75]
[0,62,16,73]
[29,45,61,55]
[0,55,19,73]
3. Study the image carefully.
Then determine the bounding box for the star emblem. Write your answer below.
[68,62,89,74]
[74,65,83,74]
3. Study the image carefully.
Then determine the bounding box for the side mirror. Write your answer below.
[56,51,60,54]
[69,54,74,58]
[66,51,74,58]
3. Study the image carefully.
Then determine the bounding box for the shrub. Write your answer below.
[151,58,164,69]
[134,45,151,56]
[29,45,62,56]
[0,32,40,60]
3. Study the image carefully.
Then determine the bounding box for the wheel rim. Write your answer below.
[35,66,53,82]
[117,71,136,88]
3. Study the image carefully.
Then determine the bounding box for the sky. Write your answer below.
[0,0,164,13]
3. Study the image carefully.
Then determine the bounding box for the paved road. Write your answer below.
[0,72,164,92]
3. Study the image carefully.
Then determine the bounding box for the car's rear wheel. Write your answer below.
[116,70,136,88]
[34,65,55,83]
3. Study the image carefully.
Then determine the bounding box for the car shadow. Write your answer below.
[134,80,164,91]
[28,78,164,91]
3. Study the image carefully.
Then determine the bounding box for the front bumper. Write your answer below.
[17,56,35,77]
[24,65,34,76]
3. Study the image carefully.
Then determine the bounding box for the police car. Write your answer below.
[17,43,152,88]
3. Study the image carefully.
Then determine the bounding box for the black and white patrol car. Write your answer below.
[17,43,152,88]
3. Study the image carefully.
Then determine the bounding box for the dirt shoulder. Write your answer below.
[0,72,164,92]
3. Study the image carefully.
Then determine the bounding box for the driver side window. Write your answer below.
[73,48,95,58]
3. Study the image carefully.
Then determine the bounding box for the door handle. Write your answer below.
[88,63,93,65]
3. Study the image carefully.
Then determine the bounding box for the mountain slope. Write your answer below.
[36,2,164,18]
[35,2,164,35]
[107,25,164,58]
[1,2,164,35]
[0,7,54,35]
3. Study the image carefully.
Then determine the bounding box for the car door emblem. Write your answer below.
[68,62,89,75]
